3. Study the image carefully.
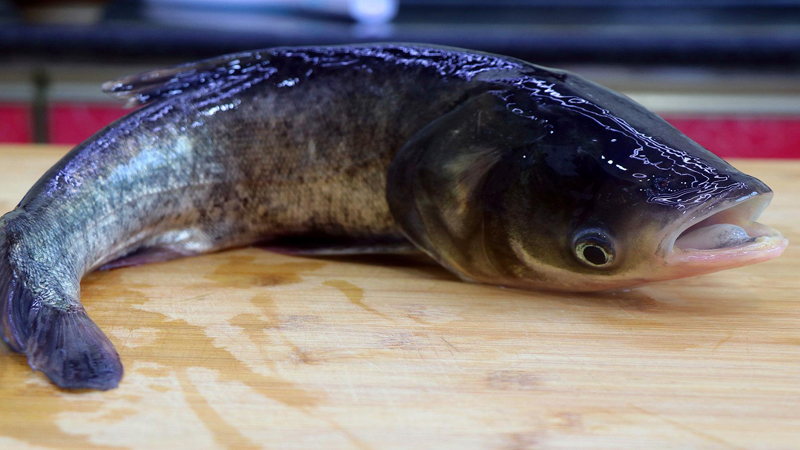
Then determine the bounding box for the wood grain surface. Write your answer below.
[0,145,798,450]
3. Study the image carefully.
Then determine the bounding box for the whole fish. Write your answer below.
[0,44,787,390]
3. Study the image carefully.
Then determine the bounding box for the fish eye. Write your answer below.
[573,230,616,268]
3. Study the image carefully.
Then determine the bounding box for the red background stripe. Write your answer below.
[48,103,131,145]
[663,115,800,159]
[1,104,798,159]
[0,103,33,144]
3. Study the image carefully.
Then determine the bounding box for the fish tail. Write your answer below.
[0,225,123,390]
[0,227,33,351]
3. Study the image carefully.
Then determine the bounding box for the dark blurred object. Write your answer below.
[0,0,18,20]
[402,0,795,5]
[8,0,110,7]
[0,0,796,67]
[9,0,109,24]
[10,0,108,3]
[141,0,398,24]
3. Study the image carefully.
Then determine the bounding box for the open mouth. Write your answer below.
[664,192,788,265]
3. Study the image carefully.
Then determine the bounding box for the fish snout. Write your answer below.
[658,170,787,276]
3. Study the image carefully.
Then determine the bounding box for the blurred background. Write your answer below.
[0,0,798,157]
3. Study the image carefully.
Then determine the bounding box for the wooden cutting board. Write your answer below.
[0,145,798,450]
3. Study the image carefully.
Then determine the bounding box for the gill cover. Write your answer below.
[387,92,537,283]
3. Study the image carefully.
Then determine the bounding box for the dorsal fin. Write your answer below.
[102,44,529,108]
[102,51,273,107]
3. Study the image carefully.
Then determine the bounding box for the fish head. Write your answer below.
[388,77,787,292]
[479,74,788,291]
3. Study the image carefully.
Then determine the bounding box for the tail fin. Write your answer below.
[26,305,123,390]
[1,227,123,390]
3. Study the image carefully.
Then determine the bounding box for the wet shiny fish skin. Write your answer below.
[0,44,785,390]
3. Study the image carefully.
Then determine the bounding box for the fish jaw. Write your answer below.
[658,191,788,278]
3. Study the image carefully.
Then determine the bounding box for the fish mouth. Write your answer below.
[663,191,788,268]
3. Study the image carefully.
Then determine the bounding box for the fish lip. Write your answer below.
[661,190,788,266]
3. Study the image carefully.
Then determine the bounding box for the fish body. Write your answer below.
[0,44,787,390]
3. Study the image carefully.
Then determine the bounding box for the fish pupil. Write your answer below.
[582,246,608,266]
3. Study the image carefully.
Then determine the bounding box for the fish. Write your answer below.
[0,44,787,390]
